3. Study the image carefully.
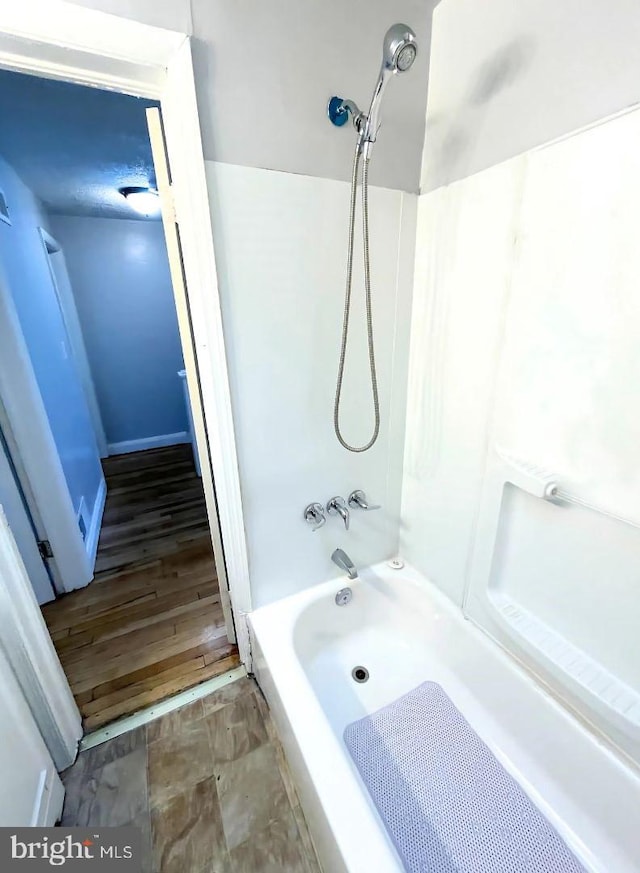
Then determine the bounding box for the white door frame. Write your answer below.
[0,1,253,751]
[145,106,236,643]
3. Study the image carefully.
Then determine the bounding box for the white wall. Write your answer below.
[208,161,416,607]
[423,0,640,191]
[66,0,192,33]
[407,0,640,597]
[191,0,435,193]
[406,108,640,604]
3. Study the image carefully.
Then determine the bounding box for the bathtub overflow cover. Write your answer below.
[352,666,370,684]
[335,587,352,606]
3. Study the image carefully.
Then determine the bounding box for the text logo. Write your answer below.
[0,828,141,870]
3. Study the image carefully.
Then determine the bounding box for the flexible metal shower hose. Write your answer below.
[333,144,380,452]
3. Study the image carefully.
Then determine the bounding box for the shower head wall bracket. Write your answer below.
[328,97,365,132]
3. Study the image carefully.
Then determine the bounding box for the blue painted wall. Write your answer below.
[51,216,187,447]
[0,154,103,521]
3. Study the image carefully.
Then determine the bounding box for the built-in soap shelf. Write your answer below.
[494,449,557,499]
[491,593,640,732]
[496,447,640,532]
[467,446,640,760]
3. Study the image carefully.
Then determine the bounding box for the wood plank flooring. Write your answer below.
[43,445,238,731]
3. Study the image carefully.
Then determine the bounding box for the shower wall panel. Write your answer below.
[401,154,526,605]
[206,160,417,608]
[403,105,640,761]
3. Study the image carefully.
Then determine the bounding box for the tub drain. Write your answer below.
[352,666,369,684]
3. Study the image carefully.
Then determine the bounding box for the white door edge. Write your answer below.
[146,103,237,646]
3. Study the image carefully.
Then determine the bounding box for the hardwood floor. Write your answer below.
[43,445,238,731]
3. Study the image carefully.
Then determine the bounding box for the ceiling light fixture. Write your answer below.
[120,186,160,217]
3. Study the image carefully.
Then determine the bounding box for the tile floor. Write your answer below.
[60,676,322,873]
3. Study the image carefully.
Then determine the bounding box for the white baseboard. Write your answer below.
[85,476,106,569]
[107,432,189,456]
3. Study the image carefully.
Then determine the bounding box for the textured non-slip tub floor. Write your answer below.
[60,676,321,873]
[344,681,586,873]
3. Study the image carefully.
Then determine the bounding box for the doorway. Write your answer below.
[0,63,240,733]
[44,445,238,730]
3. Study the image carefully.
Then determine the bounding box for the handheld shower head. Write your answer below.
[362,23,418,158]
[331,24,418,454]
[382,23,418,73]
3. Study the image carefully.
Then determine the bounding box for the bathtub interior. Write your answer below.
[253,565,640,873]
[293,569,463,736]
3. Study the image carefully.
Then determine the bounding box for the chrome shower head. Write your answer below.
[327,24,418,155]
[382,23,418,73]
[362,23,418,158]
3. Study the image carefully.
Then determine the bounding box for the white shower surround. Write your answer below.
[248,101,640,873]
[249,562,640,873]
[404,105,640,762]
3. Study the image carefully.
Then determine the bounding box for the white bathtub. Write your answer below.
[249,561,640,873]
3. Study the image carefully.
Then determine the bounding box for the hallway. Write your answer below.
[43,445,238,731]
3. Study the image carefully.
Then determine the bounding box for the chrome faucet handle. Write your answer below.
[348,490,380,511]
[304,502,326,532]
[326,496,350,531]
